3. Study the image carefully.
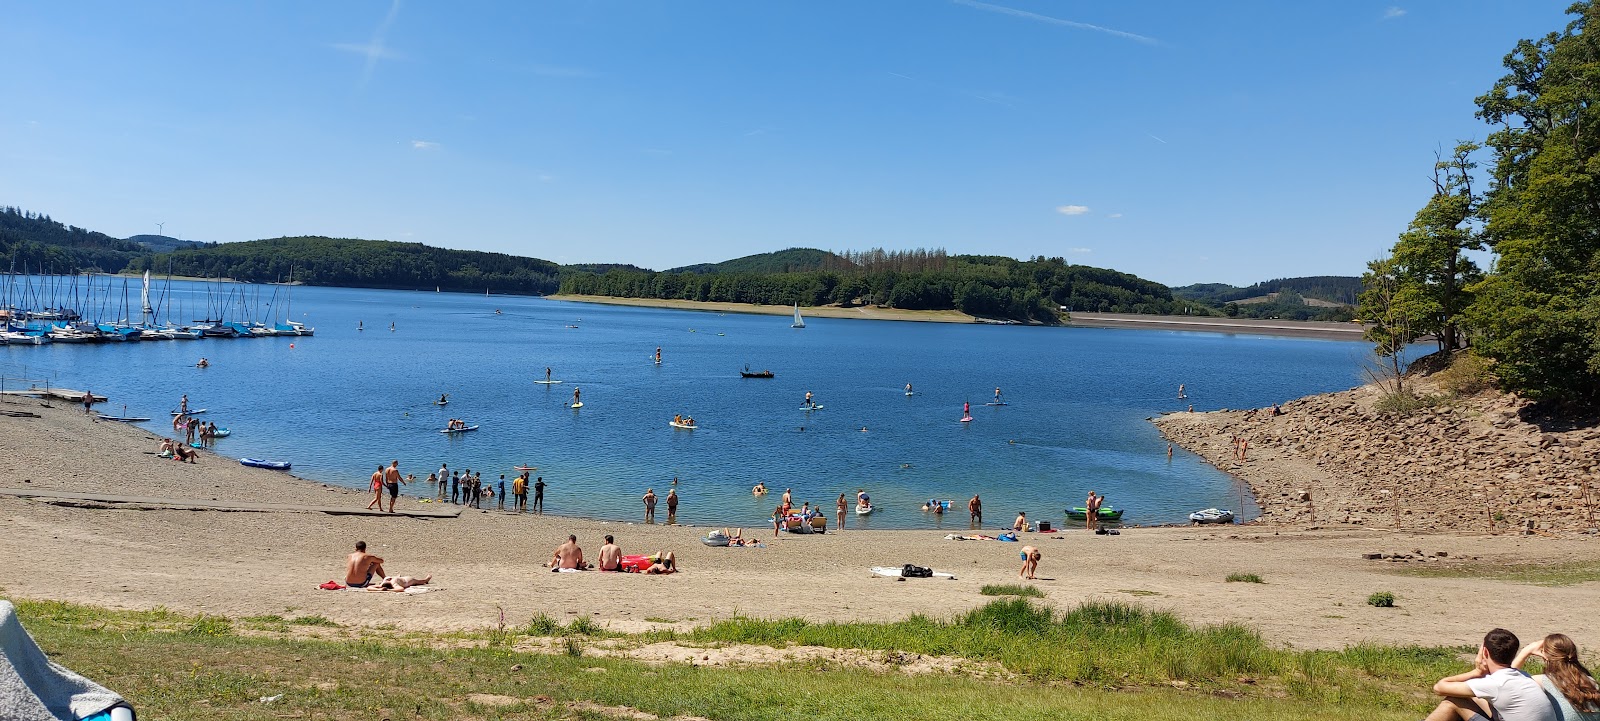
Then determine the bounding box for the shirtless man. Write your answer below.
[384,460,406,513]
[645,551,678,575]
[344,541,386,588]
[666,488,679,523]
[1019,545,1041,580]
[642,489,657,523]
[366,465,384,510]
[1013,511,1028,533]
[597,535,622,571]
[782,488,793,508]
[969,494,982,526]
[549,535,585,571]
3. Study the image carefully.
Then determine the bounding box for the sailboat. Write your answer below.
[791,303,805,329]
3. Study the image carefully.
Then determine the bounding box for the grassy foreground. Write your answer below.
[16,598,1465,721]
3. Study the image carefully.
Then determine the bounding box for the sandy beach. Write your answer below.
[2,398,1597,651]
[546,295,980,323]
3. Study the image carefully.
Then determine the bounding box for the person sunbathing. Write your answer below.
[645,551,678,575]
[365,575,432,592]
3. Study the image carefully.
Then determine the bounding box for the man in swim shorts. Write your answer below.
[598,535,622,571]
[533,475,545,513]
[1019,546,1040,580]
[969,494,982,526]
[666,488,679,524]
[384,460,405,513]
[643,488,657,523]
[345,540,385,588]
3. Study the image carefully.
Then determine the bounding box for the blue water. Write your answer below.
[1,281,1373,529]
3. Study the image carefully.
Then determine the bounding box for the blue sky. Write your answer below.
[0,1,1570,285]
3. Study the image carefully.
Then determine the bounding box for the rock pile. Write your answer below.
[1154,383,1600,534]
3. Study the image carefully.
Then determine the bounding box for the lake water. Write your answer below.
[1,281,1373,529]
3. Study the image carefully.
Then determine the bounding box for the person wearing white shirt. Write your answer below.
[1428,628,1557,721]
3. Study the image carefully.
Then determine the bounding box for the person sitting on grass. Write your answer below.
[645,551,678,575]
[1514,633,1600,721]
[1426,628,1556,721]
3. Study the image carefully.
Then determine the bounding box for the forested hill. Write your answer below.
[0,206,148,273]
[1171,276,1362,305]
[665,248,834,274]
[561,249,1184,324]
[127,237,562,294]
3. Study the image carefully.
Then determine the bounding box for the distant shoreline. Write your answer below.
[545,294,979,323]
[549,295,1367,339]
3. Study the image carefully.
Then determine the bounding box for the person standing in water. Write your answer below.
[643,488,657,523]
[1178,383,1186,399]
[1085,491,1102,531]
[836,493,848,531]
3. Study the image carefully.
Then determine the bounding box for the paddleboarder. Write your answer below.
[571,387,581,406]
[963,401,971,418]
[545,367,552,383]
[804,391,814,409]
[654,346,662,364]
[994,387,1002,404]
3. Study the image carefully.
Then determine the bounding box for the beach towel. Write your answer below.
[869,566,956,580]
[318,581,345,590]
[0,600,131,721]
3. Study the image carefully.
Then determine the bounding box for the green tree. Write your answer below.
[1359,257,1422,398]
[1389,143,1485,353]
[1464,1,1600,406]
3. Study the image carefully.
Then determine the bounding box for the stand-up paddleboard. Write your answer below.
[960,416,973,423]
[669,421,697,430]
[570,402,584,409]
[171,409,207,415]
[440,425,479,434]
[905,392,915,396]
[984,402,1008,406]
[534,380,563,384]
[433,400,449,406]
[98,415,151,422]
[800,405,824,411]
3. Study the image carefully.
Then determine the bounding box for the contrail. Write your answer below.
[950,0,1159,46]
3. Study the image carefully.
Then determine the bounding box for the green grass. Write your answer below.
[1226,573,1265,584]
[289,615,340,627]
[1368,592,1397,608]
[1387,559,1600,587]
[979,584,1045,598]
[11,598,1469,720]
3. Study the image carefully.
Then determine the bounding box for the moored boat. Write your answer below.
[1188,508,1235,524]
[1066,506,1124,521]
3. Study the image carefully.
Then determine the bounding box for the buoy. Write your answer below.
[289,343,295,349]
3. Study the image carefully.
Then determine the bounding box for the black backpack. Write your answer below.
[902,564,933,578]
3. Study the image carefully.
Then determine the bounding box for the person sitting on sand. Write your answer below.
[1013,512,1027,533]
[1427,628,1556,721]
[645,551,678,575]
[1019,545,1041,580]
[345,541,386,588]
[366,575,431,592]
[1513,633,1600,721]
[548,534,586,571]
[598,535,622,572]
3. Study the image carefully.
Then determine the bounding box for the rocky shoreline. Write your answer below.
[1154,382,1600,535]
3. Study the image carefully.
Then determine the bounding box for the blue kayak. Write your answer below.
[239,458,291,471]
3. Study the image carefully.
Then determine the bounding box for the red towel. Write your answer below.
[318,580,345,590]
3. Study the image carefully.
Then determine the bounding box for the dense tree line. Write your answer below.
[128,236,562,295]
[0,207,148,273]
[561,253,1185,323]
[1362,2,1600,408]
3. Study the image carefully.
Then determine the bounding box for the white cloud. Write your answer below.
[410,140,440,150]
[951,0,1159,46]
[537,174,555,183]
[1056,205,1091,216]
[1107,213,1123,218]
[1383,6,1406,19]
[1067,247,1092,254]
